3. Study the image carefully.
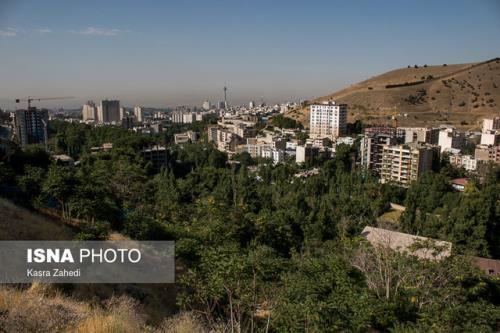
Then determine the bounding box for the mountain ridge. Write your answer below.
[287,58,500,130]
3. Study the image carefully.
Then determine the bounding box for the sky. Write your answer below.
[0,0,500,109]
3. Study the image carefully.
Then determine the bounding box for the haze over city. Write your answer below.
[1,0,500,109]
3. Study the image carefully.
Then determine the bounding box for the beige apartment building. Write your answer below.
[380,143,439,185]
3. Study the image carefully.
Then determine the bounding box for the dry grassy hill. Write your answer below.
[287,58,500,129]
[0,198,76,240]
[0,198,181,330]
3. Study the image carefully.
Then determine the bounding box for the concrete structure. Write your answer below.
[296,144,319,164]
[134,106,143,122]
[202,100,210,111]
[399,127,439,144]
[82,101,97,122]
[121,116,135,129]
[262,148,285,165]
[142,145,168,172]
[52,154,75,166]
[361,133,397,175]
[438,128,465,153]
[97,100,120,123]
[480,131,500,146]
[13,108,49,147]
[361,226,452,260]
[380,143,439,185]
[482,117,500,133]
[475,144,500,163]
[174,131,198,144]
[309,101,347,139]
[449,153,480,171]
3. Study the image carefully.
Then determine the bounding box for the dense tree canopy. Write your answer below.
[0,120,499,331]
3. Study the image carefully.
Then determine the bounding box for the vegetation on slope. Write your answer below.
[288,58,500,129]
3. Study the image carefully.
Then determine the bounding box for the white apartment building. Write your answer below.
[380,143,438,186]
[202,100,210,111]
[82,101,97,122]
[480,131,500,146]
[449,153,480,171]
[262,148,285,165]
[309,101,347,139]
[438,128,465,153]
[482,117,500,133]
[134,106,143,122]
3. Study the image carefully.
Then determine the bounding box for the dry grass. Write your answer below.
[288,58,500,129]
[0,198,76,240]
[0,283,209,333]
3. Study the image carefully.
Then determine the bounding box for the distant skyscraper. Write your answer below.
[218,101,226,110]
[14,108,49,147]
[97,100,120,123]
[202,100,210,111]
[223,86,228,109]
[134,106,143,122]
[119,107,126,120]
[249,101,255,108]
[82,101,97,122]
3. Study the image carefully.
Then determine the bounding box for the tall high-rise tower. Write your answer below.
[223,86,227,109]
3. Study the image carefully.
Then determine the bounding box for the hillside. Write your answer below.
[287,58,500,129]
[0,198,76,240]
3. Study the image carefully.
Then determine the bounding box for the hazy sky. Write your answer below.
[1,0,500,109]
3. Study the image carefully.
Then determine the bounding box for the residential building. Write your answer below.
[82,101,97,122]
[13,108,49,147]
[142,145,168,172]
[475,144,500,163]
[121,116,135,129]
[97,100,120,123]
[262,148,285,165]
[182,112,195,124]
[202,100,210,111]
[134,106,143,122]
[380,143,439,185]
[361,133,397,175]
[174,131,198,144]
[309,101,347,139]
[480,131,500,146]
[296,144,319,164]
[449,153,480,171]
[482,117,500,133]
[399,127,439,144]
[438,127,465,153]
[171,111,183,123]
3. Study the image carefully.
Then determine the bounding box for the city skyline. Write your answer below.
[1,0,500,109]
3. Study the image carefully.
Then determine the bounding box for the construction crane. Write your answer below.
[15,96,74,109]
[14,96,74,151]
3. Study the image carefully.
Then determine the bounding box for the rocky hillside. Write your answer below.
[287,58,500,129]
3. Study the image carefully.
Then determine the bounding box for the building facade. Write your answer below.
[14,108,49,147]
[380,143,439,185]
[309,101,347,139]
[134,106,143,123]
[82,101,97,122]
[360,133,397,175]
[98,100,120,123]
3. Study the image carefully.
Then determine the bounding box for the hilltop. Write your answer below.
[287,58,500,129]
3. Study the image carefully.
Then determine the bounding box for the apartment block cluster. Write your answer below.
[360,117,500,185]
[82,100,144,125]
[205,100,350,165]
